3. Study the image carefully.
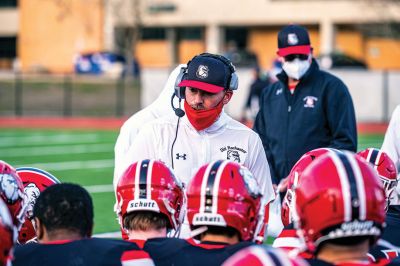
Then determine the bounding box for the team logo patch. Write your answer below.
[196,65,209,79]
[276,88,283,96]
[220,146,247,163]
[24,183,40,217]
[0,174,20,203]
[303,96,318,108]
[288,33,299,45]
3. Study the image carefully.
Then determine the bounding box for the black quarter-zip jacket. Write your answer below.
[254,59,357,183]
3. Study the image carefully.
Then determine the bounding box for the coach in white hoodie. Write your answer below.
[123,53,275,237]
[113,64,185,189]
[381,105,400,176]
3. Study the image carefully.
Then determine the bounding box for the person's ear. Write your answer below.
[223,90,233,104]
[87,222,94,238]
[34,218,44,241]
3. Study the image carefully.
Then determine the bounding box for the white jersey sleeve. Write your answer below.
[114,120,139,189]
[121,123,160,176]
[113,64,186,189]
[246,134,275,206]
[381,105,400,172]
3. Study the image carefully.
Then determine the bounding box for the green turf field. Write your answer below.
[0,128,385,234]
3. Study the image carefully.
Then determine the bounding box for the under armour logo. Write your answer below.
[176,153,187,160]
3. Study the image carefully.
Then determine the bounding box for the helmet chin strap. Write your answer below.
[163,198,182,238]
[190,226,208,239]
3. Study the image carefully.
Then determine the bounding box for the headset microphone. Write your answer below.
[171,93,185,118]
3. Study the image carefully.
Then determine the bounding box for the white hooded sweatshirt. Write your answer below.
[113,64,186,189]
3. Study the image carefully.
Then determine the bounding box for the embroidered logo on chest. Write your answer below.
[219,146,247,163]
[303,96,318,108]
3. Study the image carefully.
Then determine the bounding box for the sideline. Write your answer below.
[0,116,388,134]
[0,117,126,130]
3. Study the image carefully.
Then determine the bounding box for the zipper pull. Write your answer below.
[288,106,291,112]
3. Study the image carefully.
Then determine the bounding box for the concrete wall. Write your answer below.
[141,67,400,122]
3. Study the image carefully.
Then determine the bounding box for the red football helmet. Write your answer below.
[0,197,16,266]
[187,160,264,241]
[115,159,185,236]
[357,148,398,208]
[0,161,27,232]
[222,245,308,266]
[281,148,340,226]
[16,167,61,244]
[294,151,386,252]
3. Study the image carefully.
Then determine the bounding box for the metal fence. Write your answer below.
[0,73,141,117]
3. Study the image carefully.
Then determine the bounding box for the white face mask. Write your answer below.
[282,57,311,80]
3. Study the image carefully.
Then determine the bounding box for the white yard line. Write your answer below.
[17,159,114,171]
[0,134,101,147]
[2,143,113,157]
[84,184,114,193]
[93,231,121,239]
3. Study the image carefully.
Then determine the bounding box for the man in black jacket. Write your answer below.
[254,24,357,186]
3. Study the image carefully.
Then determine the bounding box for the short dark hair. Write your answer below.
[316,236,372,255]
[33,183,93,238]
[198,225,240,240]
[123,211,168,231]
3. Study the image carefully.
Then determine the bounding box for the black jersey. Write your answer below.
[369,206,400,261]
[13,237,153,266]
[134,237,253,266]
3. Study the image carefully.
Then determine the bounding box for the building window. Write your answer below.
[178,27,203,40]
[141,28,166,40]
[0,37,17,58]
[0,0,17,7]
[225,27,248,49]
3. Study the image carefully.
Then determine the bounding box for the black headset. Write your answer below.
[173,53,239,100]
[171,53,238,117]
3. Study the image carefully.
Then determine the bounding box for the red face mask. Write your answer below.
[184,99,224,131]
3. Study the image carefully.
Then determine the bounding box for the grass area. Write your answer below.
[0,128,120,234]
[0,128,385,235]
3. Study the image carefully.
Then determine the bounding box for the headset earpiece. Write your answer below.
[174,66,187,99]
[229,72,239,91]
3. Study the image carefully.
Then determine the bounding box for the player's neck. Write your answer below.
[201,233,239,245]
[42,229,85,243]
[128,228,167,241]
[316,240,370,263]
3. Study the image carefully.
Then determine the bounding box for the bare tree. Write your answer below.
[113,0,142,78]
